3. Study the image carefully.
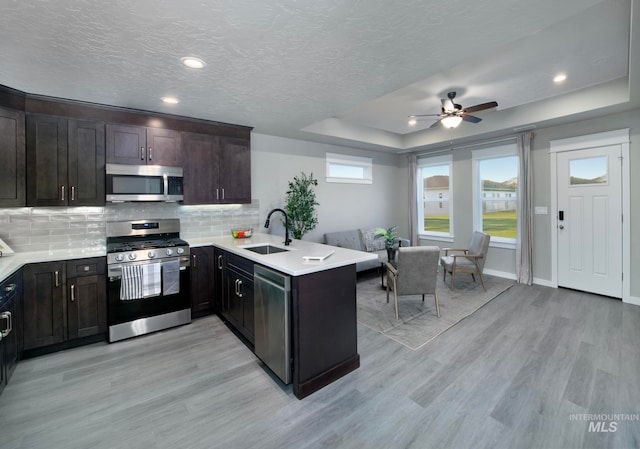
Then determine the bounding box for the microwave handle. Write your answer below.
[163,173,168,200]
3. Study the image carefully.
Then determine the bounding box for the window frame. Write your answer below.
[325,152,373,184]
[417,154,454,242]
[472,144,518,249]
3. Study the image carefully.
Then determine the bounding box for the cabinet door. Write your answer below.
[239,272,254,343]
[224,266,245,332]
[213,248,225,313]
[224,266,254,344]
[146,128,182,167]
[23,262,66,350]
[68,120,105,206]
[67,274,107,339]
[218,137,251,204]
[26,115,68,206]
[190,246,215,316]
[106,124,146,165]
[182,132,219,205]
[1,298,18,386]
[0,107,26,207]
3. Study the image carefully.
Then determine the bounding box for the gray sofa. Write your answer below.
[323,228,411,272]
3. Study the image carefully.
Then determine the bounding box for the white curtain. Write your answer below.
[516,133,533,284]
[408,154,418,246]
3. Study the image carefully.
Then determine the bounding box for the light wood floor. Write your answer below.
[1,280,639,449]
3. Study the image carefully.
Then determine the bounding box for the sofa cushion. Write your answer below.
[324,230,365,252]
[361,227,386,252]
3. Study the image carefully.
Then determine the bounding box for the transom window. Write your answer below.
[326,153,373,184]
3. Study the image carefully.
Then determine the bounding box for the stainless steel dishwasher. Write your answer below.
[254,265,292,384]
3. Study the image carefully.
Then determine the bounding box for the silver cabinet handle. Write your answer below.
[70,283,75,302]
[216,188,219,200]
[54,270,60,287]
[141,146,145,160]
[5,283,16,293]
[149,147,152,160]
[217,254,223,269]
[237,279,243,298]
[0,311,11,338]
[71,185,75,201]
[221,188,225,200]
[61,185,65,201]
[192,254,197,268]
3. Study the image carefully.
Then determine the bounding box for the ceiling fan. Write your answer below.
[408,91,498,129]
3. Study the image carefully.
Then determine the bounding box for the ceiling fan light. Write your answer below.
[408,117,417,126]
[441,116,462,128]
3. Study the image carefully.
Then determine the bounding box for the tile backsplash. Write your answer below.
[0,201,260,253]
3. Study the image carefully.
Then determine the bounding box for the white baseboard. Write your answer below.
[483,268,516,280]
[533,277,555,288]
[623,295,640,306]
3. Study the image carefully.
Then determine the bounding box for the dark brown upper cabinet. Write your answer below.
[0,107,26,207]
[26,115,105,207]
[182,133,251,205]
[106,124,182,167]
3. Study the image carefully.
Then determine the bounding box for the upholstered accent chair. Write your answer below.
[440,231,491,290]
[386,246,441,320]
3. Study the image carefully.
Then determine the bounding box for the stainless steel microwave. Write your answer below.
[106,164,184,202]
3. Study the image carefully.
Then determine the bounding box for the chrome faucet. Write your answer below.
[264,208,292,246]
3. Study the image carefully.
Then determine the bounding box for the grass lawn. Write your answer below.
[425,210,516,238]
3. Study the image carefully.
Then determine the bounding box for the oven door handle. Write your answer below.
[108,258,189,280]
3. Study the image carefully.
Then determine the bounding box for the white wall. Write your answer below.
[251,133,407,243]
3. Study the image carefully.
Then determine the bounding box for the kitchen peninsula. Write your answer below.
[190,233,378,399]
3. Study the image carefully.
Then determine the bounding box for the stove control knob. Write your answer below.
[176,247,185,255]
[128,253,137,261]
[166,249,174,256]
[148,251,156,259]
[115,254,124,262]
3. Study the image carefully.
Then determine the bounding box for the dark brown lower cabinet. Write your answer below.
[190,246,215,318]
[66,258,107,339]
[23,261,66,350]
[0,270,22,395]
[221,252,254,345]
[23,257,106,351]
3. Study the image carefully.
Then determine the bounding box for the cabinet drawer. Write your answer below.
[66,257,106,278]
[0,271,21,305]
[226,252,254,277]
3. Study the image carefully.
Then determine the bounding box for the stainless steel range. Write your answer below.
[106,219,191,342]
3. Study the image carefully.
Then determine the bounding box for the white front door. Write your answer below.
[557,145,622,298]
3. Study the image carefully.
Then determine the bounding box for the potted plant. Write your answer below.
[284,172,319,239]
[375,226,400,261]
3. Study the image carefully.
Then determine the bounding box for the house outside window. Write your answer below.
[472,144,518,246]
[417,154,453,239]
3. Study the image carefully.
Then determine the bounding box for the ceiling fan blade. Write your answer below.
[462,101,498,114]
[409,114,441,118]
[462,114,482,123]
[441,98,455,113]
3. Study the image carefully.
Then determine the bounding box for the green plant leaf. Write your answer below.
[284,172,319,239]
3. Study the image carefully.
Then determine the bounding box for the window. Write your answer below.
[417,154,453,238]
[472,144,518,245]
[569,156,608,185]
[326,152,372,184]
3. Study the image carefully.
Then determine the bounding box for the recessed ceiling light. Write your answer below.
[180,57,206,69]
[553,73,567,83]
[162,96,179,104]
[408,117,417,126]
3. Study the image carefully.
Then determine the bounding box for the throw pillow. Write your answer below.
[362,228,386,252]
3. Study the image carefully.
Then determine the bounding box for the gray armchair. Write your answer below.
[440,231,491,290]
[386,246,441,320]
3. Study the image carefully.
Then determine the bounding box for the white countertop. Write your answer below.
[0,233,377,281]
[0,248,106,283]
[189,233,378,276]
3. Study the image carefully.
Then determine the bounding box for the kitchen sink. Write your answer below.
[241,244,290,255]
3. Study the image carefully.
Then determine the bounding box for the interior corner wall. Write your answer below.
[250,133,407,243]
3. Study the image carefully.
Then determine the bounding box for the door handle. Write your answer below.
[71,186,75,202]
[54,270,60,287]
[4,283,16,293]
[559,225,564,230]
[149,147,152,160]
[70,283,75,302]
[61,185,65,201]
[217,255,223,269]
[141,146,145,160]
[216,188,219,200]
[0,311,11,337]
[192,254,197,268]
[221,188,225,200]
[237,279,243,298]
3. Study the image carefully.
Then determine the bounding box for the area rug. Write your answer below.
[356,272,514,350]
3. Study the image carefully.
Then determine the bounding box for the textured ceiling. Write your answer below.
[0,0,636,153]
